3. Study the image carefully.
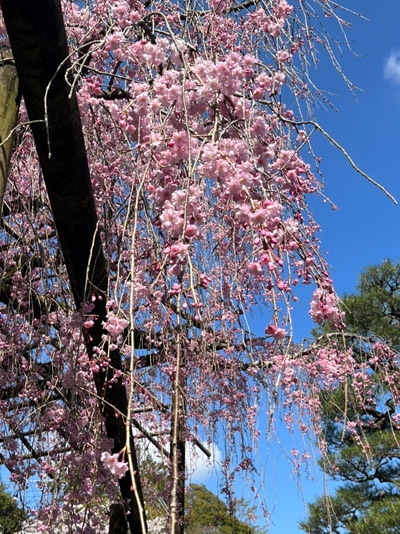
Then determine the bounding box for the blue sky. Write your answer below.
[3,2,400,532]
[193,2,400,533]
[265,2,400,531]
[269,2,400,531]
[289,1,400,340]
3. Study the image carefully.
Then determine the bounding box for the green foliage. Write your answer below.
[342,259,400,349]
[300,490,400,534]
[185,484,264,534]
[0,483,26,534]
[139,454,170,520]
[300,425,400,534]
[139,453,265,533]
[312,259,400,348]
[301,260,400,534]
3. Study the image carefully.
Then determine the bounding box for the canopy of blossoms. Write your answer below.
[0,0,398,533]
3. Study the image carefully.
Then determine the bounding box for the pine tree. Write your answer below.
[140,455,265,533]
[300,260,400,534]
[0,483,26,534]
[186,484,265,534]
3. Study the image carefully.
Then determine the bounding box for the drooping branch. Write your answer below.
[0,1,146,531]
[0,1,106,305]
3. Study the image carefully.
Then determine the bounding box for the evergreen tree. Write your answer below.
[300,260,400,534]
[341,259,400,349]
[186,484,264,534]
[0,483,26,534]
[139,455,265,533]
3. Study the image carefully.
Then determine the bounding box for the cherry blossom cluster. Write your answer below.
[100,451,129,479]
[0,0,395,531]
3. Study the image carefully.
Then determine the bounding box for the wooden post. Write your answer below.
[109,503,128,534]
[0,1,147,531]
[175,398,186,534]
[0,46,19,216]
[170,323,186,534]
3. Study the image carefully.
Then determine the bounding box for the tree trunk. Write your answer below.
[0,45,19,216]
[109,503,128,534]
[0,1,147,531]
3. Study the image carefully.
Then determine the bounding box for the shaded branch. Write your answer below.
[0,1,147,531]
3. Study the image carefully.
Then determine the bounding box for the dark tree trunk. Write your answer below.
[0,1,147,531]
[109,503,128,534]
[0,45,19,215]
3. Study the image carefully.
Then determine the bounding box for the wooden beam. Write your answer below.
[0,45,19,216]
[0,1,105,304]
[0,1,147,531]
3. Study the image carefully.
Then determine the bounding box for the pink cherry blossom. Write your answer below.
[101,452,129,479]
[265,324,287,341]
[309,288,346,328]
[248,262,263,276]
[0,2,393,533]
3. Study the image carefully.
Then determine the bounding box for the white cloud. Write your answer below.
[142,439,222,482]
[187,441,222,482]
[384,50,400,85]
